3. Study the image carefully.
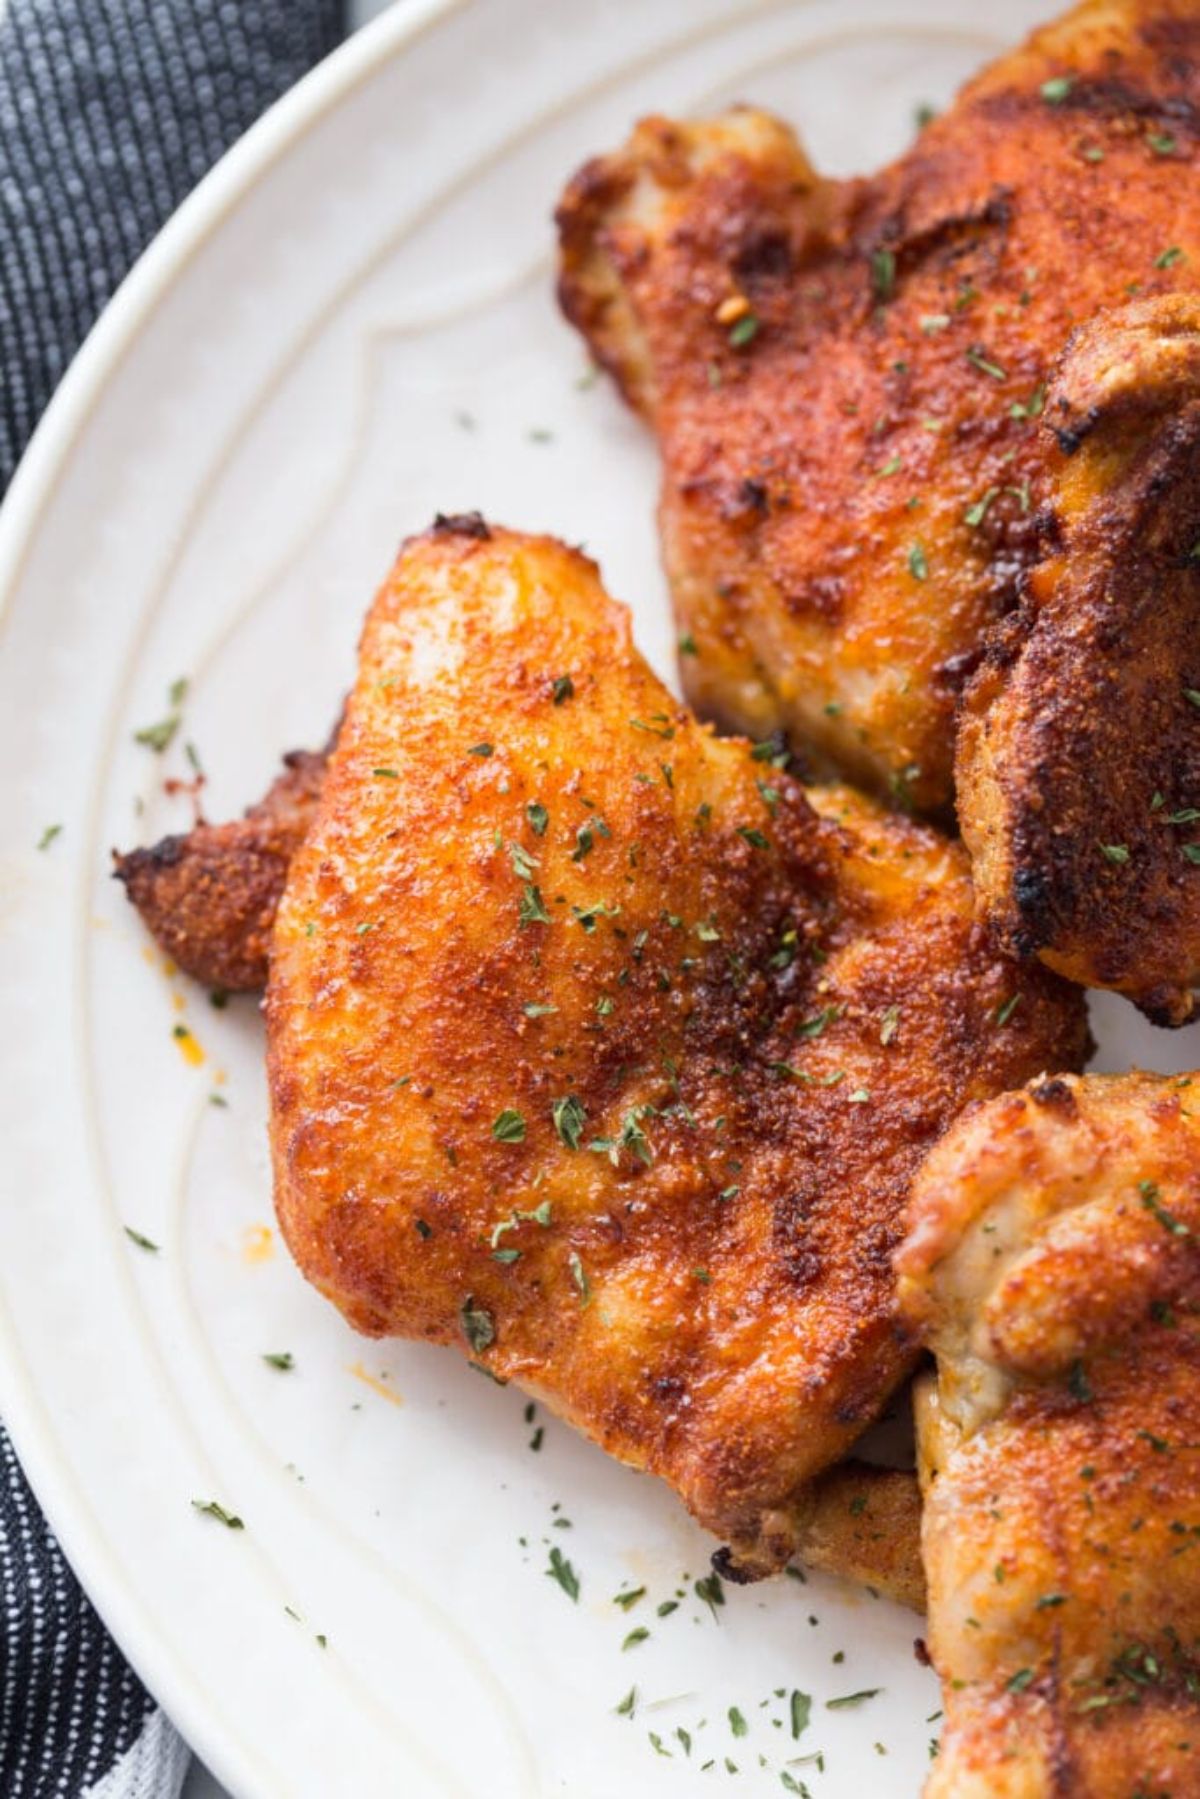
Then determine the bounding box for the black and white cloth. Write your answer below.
[0,4,345,1790]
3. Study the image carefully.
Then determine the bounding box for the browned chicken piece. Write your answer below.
[266,518,1086,1578]
[557,0,1200,817]
[897,1070,1200,1797]
[793,1460,925,1610]
[112,747,327,991]
[959,295,1200,1026]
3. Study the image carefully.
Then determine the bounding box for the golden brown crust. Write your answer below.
[899,1071,1200,1797]
[958,295,1200,1025]
[112,748,326,990]
[791,1461,925,1612]
[266,520,1086,1576]
[556,0,1200,812]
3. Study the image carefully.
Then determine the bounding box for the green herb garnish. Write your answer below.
[966,346,1007,380]
[695,1572,725,1618]
[796,1006,839,1040]
[1139,1178,1190,1236]
[546,1545,580,1601]
[870,248,896,303]
[568,1252,591,1305]
[552,1094,586,1150]
[1010,385,1046,420]
[192,1499,244,1529]
[790,1690,812,1739]
[459,1297,495,1355]
[965,488,1000,528]
[518,883,551,927]
[134,715,180,753]
[1069,1360,1094,1402]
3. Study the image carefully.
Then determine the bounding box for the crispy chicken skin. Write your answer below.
[556,0,1200,813]
[959,295,1200,1026]
[266,519,1086,1576]
[112,747,327,991]
[897,1071,1200,1797]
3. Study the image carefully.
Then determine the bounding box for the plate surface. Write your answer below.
[1,2,1196,1794]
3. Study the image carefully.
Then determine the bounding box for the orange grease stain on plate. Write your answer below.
[348,1362,403,1407]
[172,1022,204,1066]
[242,1225,274,1265]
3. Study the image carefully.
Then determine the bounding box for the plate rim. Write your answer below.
[0,3,464,1791]
[0,5,1137,1793]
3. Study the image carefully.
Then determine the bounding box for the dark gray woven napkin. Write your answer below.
[0,4,344,1790]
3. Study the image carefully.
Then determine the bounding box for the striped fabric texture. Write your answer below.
[0,0,345,489]
[0,4,345,1790]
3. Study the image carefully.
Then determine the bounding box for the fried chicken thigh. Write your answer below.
[960,294,1200,1025]
[266,518,1085,1576]
[557,0,1200,820]
[113,747,327,991]
[898,1071,1200,1796]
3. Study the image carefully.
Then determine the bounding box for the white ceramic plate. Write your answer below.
[2,3,1197,1794]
